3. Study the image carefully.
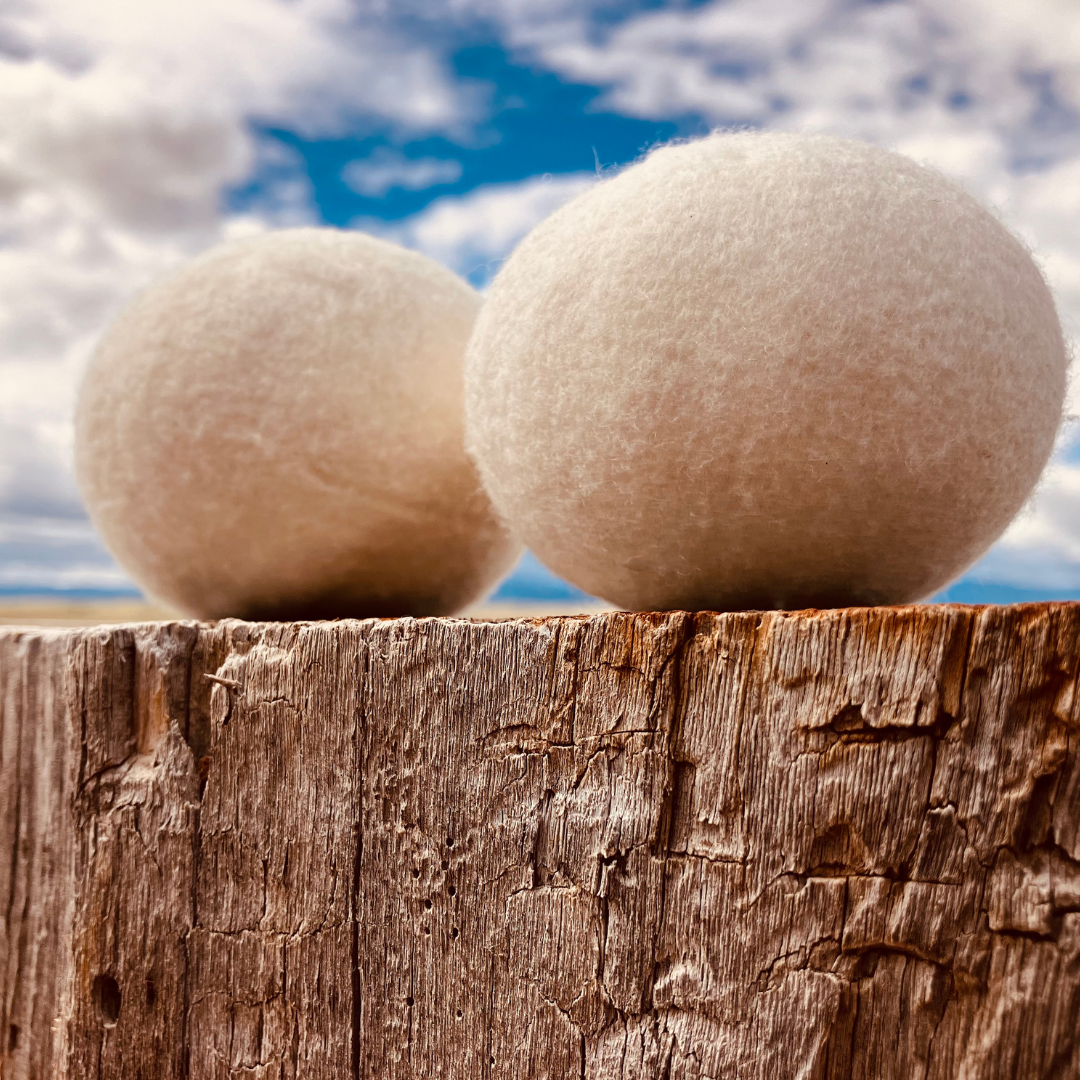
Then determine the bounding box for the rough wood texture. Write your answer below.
[2,605,1080,1078]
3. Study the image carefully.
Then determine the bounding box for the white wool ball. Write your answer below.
[76,228,520,619]
[466,132,1069,611]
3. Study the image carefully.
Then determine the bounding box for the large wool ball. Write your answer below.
[76,228,520,619]
[466,132,1068,611]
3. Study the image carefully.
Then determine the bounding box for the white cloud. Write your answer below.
[373,171,595,280]
[964,459,1080,590]
[342,147,463,196]
[0,516,130,592]
[506,0,1078,137]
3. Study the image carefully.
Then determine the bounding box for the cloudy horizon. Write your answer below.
[2,0,1079,605]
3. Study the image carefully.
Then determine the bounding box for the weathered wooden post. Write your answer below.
[2,606,1079,1078]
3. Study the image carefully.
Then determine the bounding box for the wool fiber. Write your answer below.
[76,228,520,619]
[465,132,1069,611]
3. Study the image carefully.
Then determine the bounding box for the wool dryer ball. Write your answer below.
[465,132,1069,611]
[76,228,520,620]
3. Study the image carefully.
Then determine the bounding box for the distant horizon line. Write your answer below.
[3,582,1080,606]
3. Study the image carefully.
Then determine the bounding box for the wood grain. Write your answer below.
[2,606,1079,1078]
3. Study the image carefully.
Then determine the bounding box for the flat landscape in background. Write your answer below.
[0,597,613,626]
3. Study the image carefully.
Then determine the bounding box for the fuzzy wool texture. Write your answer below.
[466,132,1069,612]
[76,228,520,619]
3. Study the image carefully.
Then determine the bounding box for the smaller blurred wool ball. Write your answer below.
[76,228,520,620]
[465,132,1069,612]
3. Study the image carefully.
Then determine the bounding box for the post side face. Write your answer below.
[187,620,365,1077]
[0,630,79,1080]
[63,625,200,1080]
[1,606,1079,1079]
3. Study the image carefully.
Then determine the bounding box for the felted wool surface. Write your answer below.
[465,132,1069,611]
[76,228,520,619]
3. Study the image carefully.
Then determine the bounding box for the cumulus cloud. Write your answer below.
[373,172,595,281]
[342,147,463,196]
[0,517,132,592]
[966,460,1080,591]
[503,0,1079,146]
[0,0,470,248]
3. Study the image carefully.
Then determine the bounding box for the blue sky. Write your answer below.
[1,0,1080,606]
[241,47,682,248]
